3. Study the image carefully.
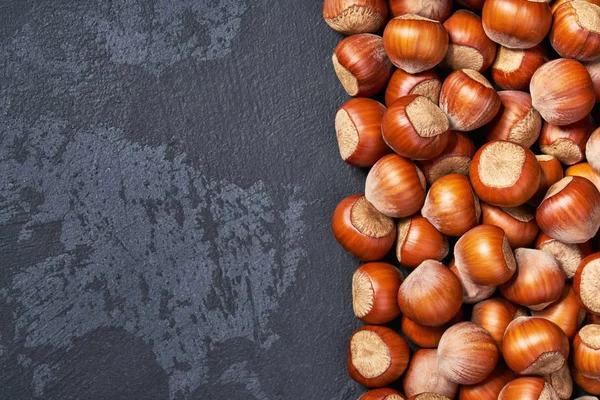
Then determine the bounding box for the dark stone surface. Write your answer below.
[0,1,365,399]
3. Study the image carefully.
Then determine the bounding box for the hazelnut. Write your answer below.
[480,203,539,248]
[587,127,600,173]
[458,363,515,400]
[417,132,476,185]
[439,69,500,131]
[485,90,542,148]
[331,194,396,261]
[573,253,600,316]
[491,45,547,91]
[383,15,449,73]
[348,325,410,387]
[498,377,561,400]
[335,98,390,167]
[365,154,426,218]
[550,1,600,61]
[389,0,453,21]
[532,284,587,340]
[502,317,570,376]
[352,262,403,324]
[566,162,600,191]
[403,349,458,399]
[454,224,516,286]
[385,69,442,106]
[421,173,481,236]
[323,0,389,35]
[536,176,600,244]
[499,248,565,311]
[397,260,463,327]
[471,297,527,350]
[539,115,594,166]
[544,362,573,400]
[442,10,497,72]
[530,58,595,126]
[382,95,450,160]
[572,324,600,378]
[535,231,593,278]
[359,388,406,400]
[333,34,393,97]
[437,321,499,385]
[450,257,496,304]
[395,215,449,269]
[469,140,541,207]
[529,155,564,206]
[482,0,552,49]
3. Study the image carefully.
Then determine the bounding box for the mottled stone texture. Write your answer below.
[0,1,365,399]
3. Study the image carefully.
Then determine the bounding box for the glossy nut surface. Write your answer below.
[336,98,390,167]
[437,321,499,385]
[403,349,458,399]
[491,45,547,90]
[442,10,496,72]
[485,90,542,148]
[550,1,600,62]
[439,69,500,131]
[502,317,570,376]
[471,297,526,350]
[385,69,442,106]
[470,140,540,207]
[480,203,538,248]
[421,173,480,236]
[333,34,393,97]
[365,154,427,218]
[536,176,600,244]
[482,0,552,49]
[382,95,450,160]
[539,115,593,166]
[573,253,600,316]
[348,325,410,388]
[332,194,396,261]
[324,0,389,34]
[389,0,453,21]
[499,248,565,311]
[498,377,560,400]
[532,284,586,340]
[454,224,516,286]
[397,260,463,327]
[396,215,449,268]
[383,15,449,74]
[352,263,403,324]
[530,58,595,126]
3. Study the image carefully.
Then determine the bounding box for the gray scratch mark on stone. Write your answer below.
[84,0,249,72]
[219,362,269,400]
[0,116,307,398]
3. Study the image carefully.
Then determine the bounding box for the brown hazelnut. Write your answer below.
[333,34,393,97]
[539,115,594,166]
[439,69,501,131]
[323,0,389,35]
[382,95,450,160]
[442,10,497,72]
[385,69,442,106]
[437,321,499,385]
[530,58,595,126]
[335,98,390,167]
[383,15,449,73]
[417,132,476,185]
[491,45,547,91]
[485,90,542,148]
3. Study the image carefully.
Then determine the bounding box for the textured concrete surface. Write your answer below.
[0,1,365,399]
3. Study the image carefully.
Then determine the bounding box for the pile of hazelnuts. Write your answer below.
[326,0,600,399]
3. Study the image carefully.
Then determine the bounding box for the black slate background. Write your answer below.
[0,1,366,399]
